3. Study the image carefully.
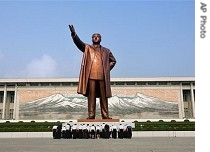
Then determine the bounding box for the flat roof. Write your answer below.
[0,77,195,83]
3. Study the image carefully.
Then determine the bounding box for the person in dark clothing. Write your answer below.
[65,123,71,139]
[56,125,62,139]
[72,124,77,139]
[52,125,57,139]
[90,124,96,139]
[111,125,117,139]
[127,125,132,139]
[118,124,124,139]
[104,124,110,139]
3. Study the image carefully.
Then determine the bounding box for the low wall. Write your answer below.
[0,131,195,138]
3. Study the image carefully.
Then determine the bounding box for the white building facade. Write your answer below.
[0,77,195,120]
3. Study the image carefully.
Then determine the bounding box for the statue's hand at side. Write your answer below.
[69,24,76,36]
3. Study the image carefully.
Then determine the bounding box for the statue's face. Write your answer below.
[92,33,101,44]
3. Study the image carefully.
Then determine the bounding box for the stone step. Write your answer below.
[63,119,135,128]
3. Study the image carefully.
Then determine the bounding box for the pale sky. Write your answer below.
[0,0,195,78]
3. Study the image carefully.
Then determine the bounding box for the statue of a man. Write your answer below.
[69,25,116,119]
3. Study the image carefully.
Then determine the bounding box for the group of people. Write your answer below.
[52,123,132,139]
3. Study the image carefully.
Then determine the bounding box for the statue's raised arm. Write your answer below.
[68,24,85,51]
[69,24,76,37]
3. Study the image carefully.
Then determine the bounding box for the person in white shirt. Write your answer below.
[86,124,90,139]
[65,123,70,139]
[101,123,105,138]
[111,124,117,139]
[72,124,78,139]
[96,124,102,139]
[118,124,124,139]
[90,124,96,139]
[81,124,87,139]
[78,124,83,139]
[61,125,66,139]
[123,124,128,138]
[52,125,57,139]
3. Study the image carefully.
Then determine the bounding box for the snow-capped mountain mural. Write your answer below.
[19,93,178,119]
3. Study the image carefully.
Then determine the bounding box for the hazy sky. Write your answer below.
[0,0,195,78]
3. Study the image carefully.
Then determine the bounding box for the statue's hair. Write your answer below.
[92,33,101,38]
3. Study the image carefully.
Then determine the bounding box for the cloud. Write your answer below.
[25,54,57,78]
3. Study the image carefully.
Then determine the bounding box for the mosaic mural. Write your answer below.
[19,93,178,119]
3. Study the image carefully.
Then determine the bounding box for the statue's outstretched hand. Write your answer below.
[69,25,76,36]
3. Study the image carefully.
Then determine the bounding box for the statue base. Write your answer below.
[65,119,135,128]
[77,119,119,122]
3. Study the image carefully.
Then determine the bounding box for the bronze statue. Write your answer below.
[69,25,116,119]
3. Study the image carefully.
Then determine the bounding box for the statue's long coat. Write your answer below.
[72,34,116,98]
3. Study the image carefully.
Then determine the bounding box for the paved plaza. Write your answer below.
[0,137,194,152]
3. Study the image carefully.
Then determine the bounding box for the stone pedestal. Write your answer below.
[77,119,119,123]
[64,119,135,128]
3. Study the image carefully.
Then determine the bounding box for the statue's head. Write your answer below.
[92,33,101,44]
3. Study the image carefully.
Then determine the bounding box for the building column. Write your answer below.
[13,84,18,120]
[190,83,195,118]
[2,85,7,120]
[178,84,184,118]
